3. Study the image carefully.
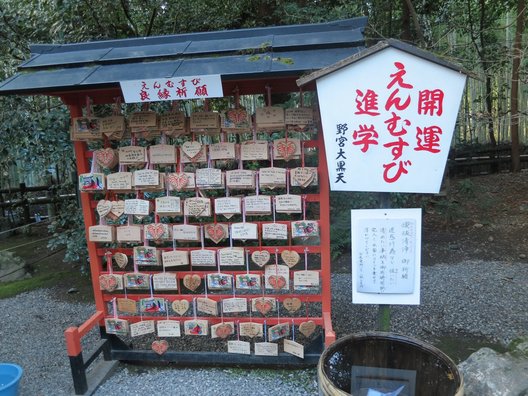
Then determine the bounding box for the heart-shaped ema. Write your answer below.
[227,108,248,125]
[276,140,296,161]
[205,223,226,244]
[181,141,202,161]
[254,298,273,315]
[151,340,169,355]
[183,274,201,291]
[110,200,125,219]
[166,173,188,191]
[99,274,118,292]
[281,250,300,268]
[113,253,128,269]
[251,250,271,267]
[96,200,112,218]
[283,297,302,313]
[298,320,317,338]
[172,299,190,315]
[291,167,315,188]
[94,148,118,169]
[268,275,287,290]
[215,323,233,339]
[146,223,166,240]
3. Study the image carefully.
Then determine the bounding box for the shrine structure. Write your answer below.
[0,17,367,394]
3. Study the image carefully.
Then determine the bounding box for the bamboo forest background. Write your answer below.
[0,0,526,188]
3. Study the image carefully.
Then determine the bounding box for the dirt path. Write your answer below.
[333,172,528,272]
[423,172,528,265]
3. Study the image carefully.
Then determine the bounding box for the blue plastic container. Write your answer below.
[0,364,23,396]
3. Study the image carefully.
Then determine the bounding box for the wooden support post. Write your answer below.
[0,191,5,218]
[64,311,105,394]
[46,176,56,220]
[377,192,391,332]
[318,126,336,346]
[377,305,391,332]
[67,101,106,315]
[19,182,31,224]
[65,326,87,394]
[68,353,88,395]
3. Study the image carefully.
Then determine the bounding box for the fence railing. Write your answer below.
[448,145,528,176]
[0,145,526,224]
[0,182,76,225]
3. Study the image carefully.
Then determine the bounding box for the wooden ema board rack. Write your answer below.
[71,102,335,366]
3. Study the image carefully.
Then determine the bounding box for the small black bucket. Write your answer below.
[318,332,463,396]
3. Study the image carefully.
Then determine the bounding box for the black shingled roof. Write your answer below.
[0,17,367,98]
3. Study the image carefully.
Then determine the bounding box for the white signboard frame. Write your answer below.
[120,74,223,103]
[316,47,466,193]
[351,208,421,305]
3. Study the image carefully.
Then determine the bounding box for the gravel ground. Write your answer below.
[0,290,100,396]
[332,260,528,347]
[1,260,526,395]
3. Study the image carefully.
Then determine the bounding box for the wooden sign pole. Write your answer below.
[377,192,391,332]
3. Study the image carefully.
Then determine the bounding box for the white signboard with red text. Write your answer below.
[120,74,223,103]
[316,47,466,193]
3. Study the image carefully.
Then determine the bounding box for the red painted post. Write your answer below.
[68,102,106,315]
[64,326,82,357]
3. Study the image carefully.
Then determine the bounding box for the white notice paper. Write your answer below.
[351,208,421,305]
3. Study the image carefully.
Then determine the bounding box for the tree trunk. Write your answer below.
[477,0,497,149]
[485,79,497,147]
[510,0,525,172]
[403,0,426,45]
[400,0,412,41]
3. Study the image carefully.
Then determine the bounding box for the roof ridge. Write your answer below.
[28,17,367,55]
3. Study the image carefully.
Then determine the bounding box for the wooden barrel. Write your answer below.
[318,332,463,396]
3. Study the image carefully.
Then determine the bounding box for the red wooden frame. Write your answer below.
[64,83,335,366]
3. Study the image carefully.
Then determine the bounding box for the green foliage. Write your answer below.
[330,191,430,258]
[329,191,378,259]
[455,179,496,217]
[508,337,528,358]
[0,0,525,265]
[0,96,73,185]
[273,1,365,25]
[0,271,68,299]
[390,193,412,207]
[457,178,477,197]
[431,198,465,225]
[0,250,25,270]
[47,185,87,265]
